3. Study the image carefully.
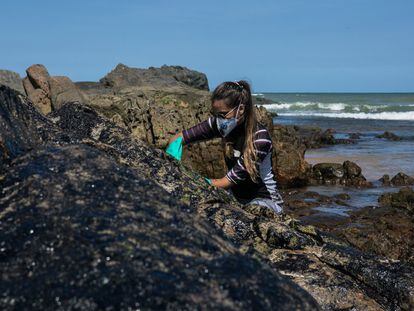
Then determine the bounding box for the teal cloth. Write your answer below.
[204,177,212,185]
[166,136,183,161]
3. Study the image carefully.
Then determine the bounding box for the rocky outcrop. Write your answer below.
[379,187,414,213]
[22,64,85,114]
[272,125,356,149]
[0,69,24,93]
[2,85,414,310]
[379,172,414,186]
[308,160,372,188]
[376,131,402,141]
[93,63,209,92]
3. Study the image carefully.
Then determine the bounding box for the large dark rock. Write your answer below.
[308,161,372,188]
[2,86,414,310]
[0,69,24,93]
[0,144,317,310]
[98,63,209,91]
[0,85,70,172]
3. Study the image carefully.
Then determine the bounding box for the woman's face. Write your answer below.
[211,99,245,124]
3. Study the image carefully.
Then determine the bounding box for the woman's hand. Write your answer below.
[166,132,184,161]
[168,132,183,145]
[210,176,234,189]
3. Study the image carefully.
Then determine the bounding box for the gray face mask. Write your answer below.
[216,104,242,137]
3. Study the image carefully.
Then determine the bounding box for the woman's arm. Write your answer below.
[181,117,221,145]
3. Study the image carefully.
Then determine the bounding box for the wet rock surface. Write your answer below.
[0,144,318,310]
[308,161,372,188]
[2,85,414,310]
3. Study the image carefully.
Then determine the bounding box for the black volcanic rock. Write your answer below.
[0,144,317,310]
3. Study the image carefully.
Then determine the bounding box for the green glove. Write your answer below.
[166,136,183,161]
[204,177,212,185]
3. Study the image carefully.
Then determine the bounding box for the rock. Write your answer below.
[0,85,69,172]
[348,132,362,139]
[330,204,414,264]
[3,83,414,310]
[379,187,414,213]
[390,172,414,186]
[48,76,85,110]
[22,64,85,114]
[271,124,310,187]
[376,131,401,141]
[294,126,336,148]
[99,63,209,91]
[252,96,275,108]
[379,174,391,186]
[0,144,317,310]
[26,64,51,95]
[23,75,52,115]
[291,126,356,149]
[308,161,372,188]
[0,69,24,93]
[343,160,362,178]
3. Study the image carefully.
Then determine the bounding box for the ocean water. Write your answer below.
[255,93,414,215]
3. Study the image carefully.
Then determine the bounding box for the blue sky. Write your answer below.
[1,0,413,92]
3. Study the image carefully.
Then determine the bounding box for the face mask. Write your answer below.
[216,104,242,137]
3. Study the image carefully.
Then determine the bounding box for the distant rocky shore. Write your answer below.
[1,64,414,310]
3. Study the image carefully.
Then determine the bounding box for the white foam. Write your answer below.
[278,111,414,121]
[261,101,347,111]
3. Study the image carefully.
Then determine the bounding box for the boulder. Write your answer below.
[379,174,391,186]
[49,76,85,110]
[0,69,24,93]
[308,161,372,188]
[22,64,85,114]
[99,63,209,91]
[376,131,402,141]
[390,172,414,186]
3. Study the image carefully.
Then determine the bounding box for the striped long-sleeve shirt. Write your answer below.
[182,116,284,205]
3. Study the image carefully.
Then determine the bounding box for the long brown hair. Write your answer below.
[211,80,260,182]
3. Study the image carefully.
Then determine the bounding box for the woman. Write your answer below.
[166,80,284,214]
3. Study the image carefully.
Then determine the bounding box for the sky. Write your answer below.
[1,0,413,92]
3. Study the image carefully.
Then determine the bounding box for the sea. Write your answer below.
[255,93,414,216]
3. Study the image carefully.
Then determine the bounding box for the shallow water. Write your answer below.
[258,93,414,217]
